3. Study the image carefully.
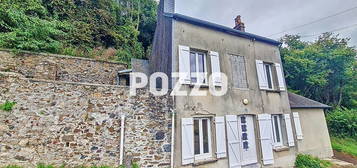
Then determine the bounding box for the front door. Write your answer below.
[238,115,258,166]
[227,115,258,168]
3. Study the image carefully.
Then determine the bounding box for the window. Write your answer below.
[271,115,283,147]
[230,55,248,88]
[194,118,212,160]
[190,51,207,84]
[264,63,274,90]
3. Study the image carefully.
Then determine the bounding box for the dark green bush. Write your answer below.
[295,154,331,168]
[0,101,16,111]
[326,108,357,138]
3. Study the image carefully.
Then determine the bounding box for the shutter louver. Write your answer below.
[284,114,295,147]
[257,114,274,165]
[293,112,303,140]
[181,118,194,165]
[226,115,242,168]
[210,51,222,86]
[275,63,286,91]
[179,45,191,84]
[215,117,227,158]
[256,60,268,89]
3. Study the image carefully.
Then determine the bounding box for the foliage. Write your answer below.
[0,0,158,63]
[326,108,357,138]
[280,33,357,108]
[295,154,332,168]
[0,101,16,111]
[331,137,357,157]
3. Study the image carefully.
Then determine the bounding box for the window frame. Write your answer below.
[271,115,283,148]
[190,51,208,85]
[193,118,212,161]
[263,63,274,90]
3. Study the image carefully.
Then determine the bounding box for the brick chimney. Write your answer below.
[233,15,245,32]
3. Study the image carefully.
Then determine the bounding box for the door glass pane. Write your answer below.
[202,119,209,153]
[265,64,273,89]
[274,116,281,142]
[194,120,200,154]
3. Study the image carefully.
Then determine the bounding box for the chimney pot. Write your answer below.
[233,15,245,32]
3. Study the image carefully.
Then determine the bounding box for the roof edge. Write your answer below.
[163,13,282,46]
[290,106,332,110]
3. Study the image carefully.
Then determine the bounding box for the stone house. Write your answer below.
[146,0,333,167]
[0,0,334,167]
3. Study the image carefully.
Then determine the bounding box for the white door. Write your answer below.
[238,115,258,166]
[226,115,258,167]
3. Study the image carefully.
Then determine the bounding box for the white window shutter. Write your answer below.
[284,114,295,147]
[293,112,303,140]
[257,114,274,165]
[275,63,286,91]
[225,115,242,168]
[256,60,268,89]
[181,118,194,165]
[210,51,222,86]
[179,45,191,84]
[215,116,227,158]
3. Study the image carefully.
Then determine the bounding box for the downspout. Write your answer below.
[170,95,176,168]
[119,115,125,165]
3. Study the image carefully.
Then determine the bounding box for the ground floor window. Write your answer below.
[194,118,212,160]
[271,114,283,147]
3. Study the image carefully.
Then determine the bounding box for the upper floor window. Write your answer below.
[264,63,274,90]
[230,55,248,88]
[190,51,207,84]
[256,60,286,91]
[178,45,222,86]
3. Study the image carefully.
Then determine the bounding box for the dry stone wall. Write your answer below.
[0,50,127,85]
[0,72,173,167]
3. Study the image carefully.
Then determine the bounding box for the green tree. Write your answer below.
[280,33,356,108]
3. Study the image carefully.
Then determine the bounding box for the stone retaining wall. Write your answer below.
[0,72,172,167]
[0,50,127,85]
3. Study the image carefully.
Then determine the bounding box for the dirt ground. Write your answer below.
[333,150,357,167]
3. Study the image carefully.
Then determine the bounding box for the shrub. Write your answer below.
[0,101,16,111]
[326,108,357,138]
[295,154,331,168]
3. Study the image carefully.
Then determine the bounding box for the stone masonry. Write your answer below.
[0,50,127,85]
[0,51,173,167]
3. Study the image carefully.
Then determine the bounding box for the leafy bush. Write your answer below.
[0,101,16,111]
[295,154,331,168]
[326,108,357,138]
[0,0,157,62]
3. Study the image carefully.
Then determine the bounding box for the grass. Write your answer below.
[331,136,357,157]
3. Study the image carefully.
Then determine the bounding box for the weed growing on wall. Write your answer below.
[0,101,16,112]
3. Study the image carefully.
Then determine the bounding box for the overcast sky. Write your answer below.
[175,0,357,47]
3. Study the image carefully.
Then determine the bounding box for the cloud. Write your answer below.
[175,0,357,46]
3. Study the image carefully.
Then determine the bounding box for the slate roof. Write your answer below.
[288,92,331,109]
[163,13,282,46]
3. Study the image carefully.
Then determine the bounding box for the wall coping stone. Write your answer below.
[0,49,127,66]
